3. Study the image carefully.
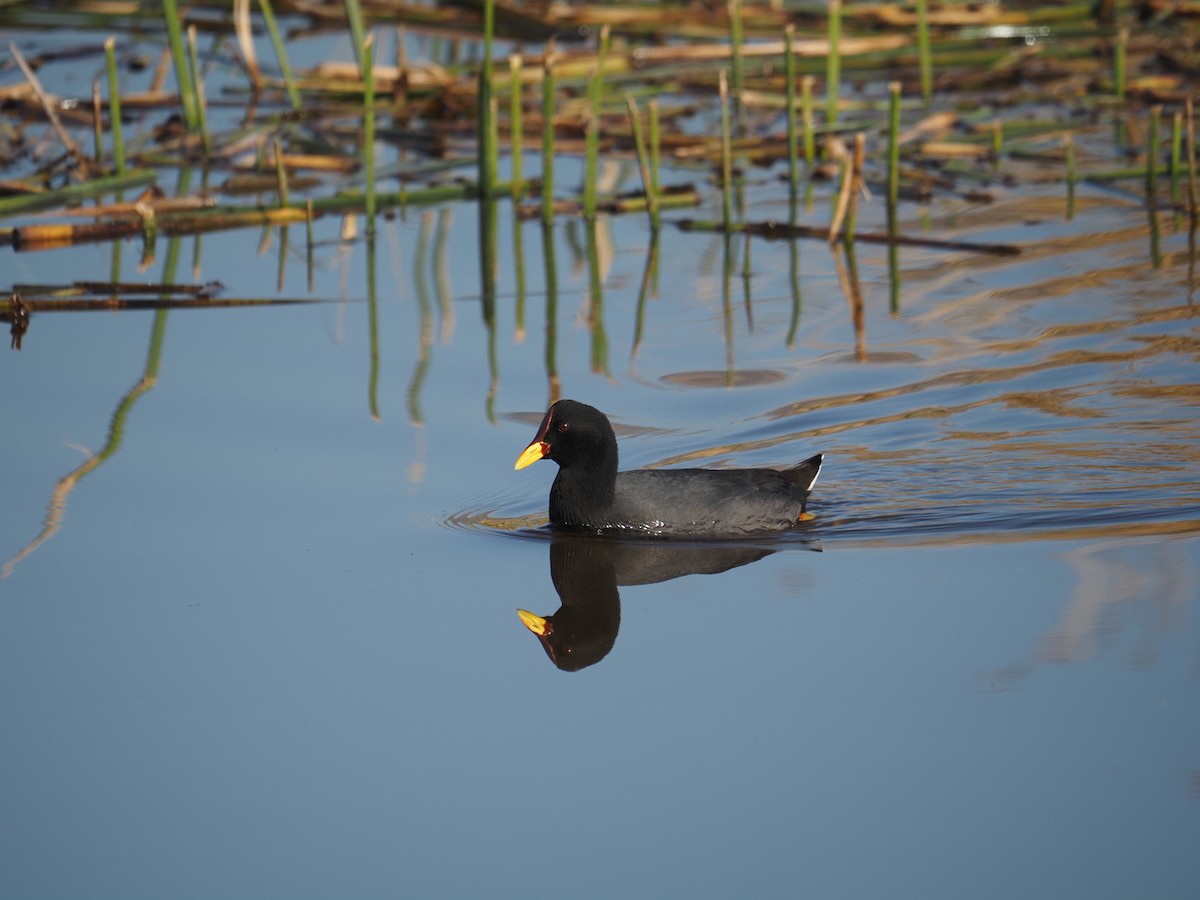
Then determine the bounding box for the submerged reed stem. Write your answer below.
[1064,132,1075,220]
[584,69,600,219]
[784,24,799,192]
[1147,105,1161,204]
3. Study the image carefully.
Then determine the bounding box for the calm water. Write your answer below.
[4,30,1200,900]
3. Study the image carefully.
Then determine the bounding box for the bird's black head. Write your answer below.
[514,399,619,473]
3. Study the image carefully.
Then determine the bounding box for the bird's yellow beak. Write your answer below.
[514,441,549,471]
[516,609,551,636]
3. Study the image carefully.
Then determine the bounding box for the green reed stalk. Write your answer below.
[719,69,733,229]
[513,208,527,341]
[186,25,211,155]
[161,0,198,131]
[625,94,658,229]
[992,118,1003,168]
[257,0,300,110]
[92,79,103,164]
[366,233,380,421]
[343,0,367,74]
[363,36,376,235]
[584,221,609,377]
[1146,105,1161,203]
[1187,98,1198,224]
[1064,132,1075,220]
[648,99,661,196]
[583,69,600,219]
[541,51,556,224]
[728,0,744,130]
[273,135,289,207]
[826,0,841,127]
[784,25,799,193]
[1170,111,1183,208]
[305,199,315,293]
[887,81,900,235]
[104,38,125,173]
[801,75,816,166]
[1114,27,1127,102]
[541,222,560,402]
[509,54,524,201]
[916,0,932,104]
[477,0,496,200]
[0,170,154,216]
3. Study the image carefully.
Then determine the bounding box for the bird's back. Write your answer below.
[598,466,813,536]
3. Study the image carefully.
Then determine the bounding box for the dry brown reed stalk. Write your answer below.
[234,0,261,89]
[9,43,89,172]
[628,34,906,67]
[827,138,853,243]
[843,133,866,242]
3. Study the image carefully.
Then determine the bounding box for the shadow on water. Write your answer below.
[514,533,813,672]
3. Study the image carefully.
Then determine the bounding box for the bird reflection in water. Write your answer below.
[517,535,815,672]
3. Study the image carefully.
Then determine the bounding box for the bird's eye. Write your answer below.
[557,422,570,433]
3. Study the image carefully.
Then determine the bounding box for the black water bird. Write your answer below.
[514,399,823,537]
